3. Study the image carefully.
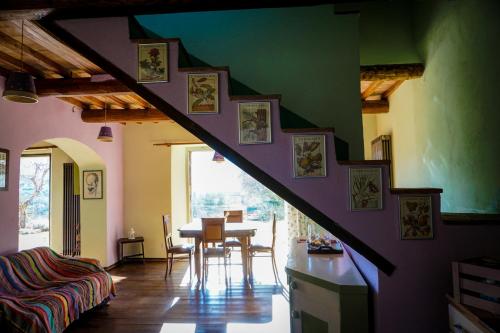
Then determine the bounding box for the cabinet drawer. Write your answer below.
[290,278,341,333]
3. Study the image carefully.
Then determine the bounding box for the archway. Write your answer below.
[19,138,108,264]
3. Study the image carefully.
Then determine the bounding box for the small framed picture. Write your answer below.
[292,135,326,178]
[238,102,272,144]
[83,170,103,200]
[137,43,168,83]
[399,195,433,240]
[0,148,9,191]
[349,167,383,211]
[187,73,219,114]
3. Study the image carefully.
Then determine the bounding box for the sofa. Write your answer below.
[0,247,115,333]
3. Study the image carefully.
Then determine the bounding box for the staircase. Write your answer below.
[40,16,447,273]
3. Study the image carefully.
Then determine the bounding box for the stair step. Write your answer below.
[179,66,230,73]
[130,37,181,43]
[230,94,281,101]
[441,213,500,225]
[390,188,443,194]
[282,127,335,133]
[338,160,390,165]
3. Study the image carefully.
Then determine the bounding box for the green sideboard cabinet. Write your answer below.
[286,242,369,333]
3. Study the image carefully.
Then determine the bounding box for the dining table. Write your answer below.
[178,221,258,286]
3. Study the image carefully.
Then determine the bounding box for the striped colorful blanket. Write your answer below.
[0,247,115,333]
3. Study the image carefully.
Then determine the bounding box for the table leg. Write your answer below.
[239,236,250,287]
[194,237,202,283]
[141,241,145,264]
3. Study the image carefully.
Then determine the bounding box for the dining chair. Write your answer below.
[201,217,231,284]
[223,210,243,249]
[162,214,194,279]
[249,213,278,284]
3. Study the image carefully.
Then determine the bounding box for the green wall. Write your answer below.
[366,0,500,213]
[410,0,500,212]
[359,2,421,65]
[137,5,363,159]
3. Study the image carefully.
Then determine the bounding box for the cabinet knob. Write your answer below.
[290,281,298,290]
[291,310,300,319]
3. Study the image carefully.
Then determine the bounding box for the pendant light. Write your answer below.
[212,151,225,163]
[2,20,38,104]
[97,98,113,142]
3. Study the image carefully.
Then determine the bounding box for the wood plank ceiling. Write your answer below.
[0,19,423,123]
[0,20,162,124]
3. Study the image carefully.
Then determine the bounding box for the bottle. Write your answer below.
[128,228,136,240]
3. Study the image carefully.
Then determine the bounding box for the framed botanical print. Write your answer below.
[137,43,168,83]
[238,102,272,144]
[187,73,219,114]
[292,135,326,178]
[83,170,103,200]
[399,195,433,240]
[349,167,383,211]
[0,148,9,191]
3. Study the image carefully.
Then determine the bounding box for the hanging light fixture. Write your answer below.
[97,98,113,142]
[2,20,38,104]
[212,151,225,163]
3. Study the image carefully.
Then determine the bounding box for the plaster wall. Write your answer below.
[136,6,363,159]
[0,77,124,266]
[363,0,500,213]
[123,122,198,258]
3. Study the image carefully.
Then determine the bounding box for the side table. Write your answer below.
[118,237,145,263]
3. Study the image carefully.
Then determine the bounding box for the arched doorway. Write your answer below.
[18,138,108,264]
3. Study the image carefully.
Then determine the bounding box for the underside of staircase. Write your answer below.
[41,16,406,274]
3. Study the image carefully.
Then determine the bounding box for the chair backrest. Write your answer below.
[271,213,277,249]
[201,218,226,245]
[162,214,173,251]
[224,210,243,223]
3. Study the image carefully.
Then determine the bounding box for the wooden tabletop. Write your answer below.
[117,237,144,244]
[286,241,367,294]
[178,222,258,238]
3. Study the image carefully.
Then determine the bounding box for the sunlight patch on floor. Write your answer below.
[159,323,196,333]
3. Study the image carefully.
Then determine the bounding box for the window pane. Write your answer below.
[190,150,284,222]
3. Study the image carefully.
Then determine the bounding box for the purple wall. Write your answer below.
[57,17,500,332]
[0,76,124,265]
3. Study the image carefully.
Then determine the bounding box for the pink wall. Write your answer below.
[56,17,500,332]
[0,76,124,265]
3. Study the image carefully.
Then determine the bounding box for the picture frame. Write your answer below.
[238,102,272,144]
[0,148,9,191]
[399,195,433,240]
[349,167,383,211]
[137,43,168,83]
[82,170,103,200]
[187,73,219,114]
[292,135,327,178]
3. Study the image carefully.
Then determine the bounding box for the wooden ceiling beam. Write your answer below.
[0,30,69,76]
[362,100,389,114]
[361,80,383,100]
[382,80,404,99]
[361,63,424,81]
[0,9,53,21]
[35,78,130,96]
[0,49,45,78]
[81,108,170,123]
[58,96,89,109]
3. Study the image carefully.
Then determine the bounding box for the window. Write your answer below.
[18,155,51,251]
[189,150,284,223]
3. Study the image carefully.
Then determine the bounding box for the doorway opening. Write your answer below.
[18,154,51,251]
